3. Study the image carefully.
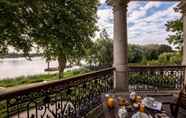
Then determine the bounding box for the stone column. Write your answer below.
[183,2,186,85]
[180,1,186,85]
[107,0,129,92]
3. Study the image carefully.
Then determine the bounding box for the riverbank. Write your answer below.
[0,68,89,88]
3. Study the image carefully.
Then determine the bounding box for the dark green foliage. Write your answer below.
[0,0,34,57]
[142,44,173,61]
[165,19,183,50]
[95,38,113,66]
[129,73,176,89]
[0,100,6,118]
[158,52,182,65]
[128,44,173,64]
[128,45,144,63]
[30,0,98,56]
[85,40,174,66]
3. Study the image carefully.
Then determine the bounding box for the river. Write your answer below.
[0,57,58,79]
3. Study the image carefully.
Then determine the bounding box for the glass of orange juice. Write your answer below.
[135,96,142,103]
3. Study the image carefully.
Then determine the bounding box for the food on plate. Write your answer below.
[132,112,149,118]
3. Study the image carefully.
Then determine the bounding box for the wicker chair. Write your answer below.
[164,86,186,118]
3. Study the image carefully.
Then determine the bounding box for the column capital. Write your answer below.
[106,0,128,11]
[177,1,186,15]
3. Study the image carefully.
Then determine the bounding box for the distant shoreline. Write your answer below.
[0,53,42,58]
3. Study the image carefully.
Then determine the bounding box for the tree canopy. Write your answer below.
[128,45,144,63]
[158,52,182,65]
[0,0,34,57]
[0,0,99,78]
[142,44,173,60]
[165,19,183,51]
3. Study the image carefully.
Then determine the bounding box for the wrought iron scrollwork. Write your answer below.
[128,66,186,91]
[0,68,114,118]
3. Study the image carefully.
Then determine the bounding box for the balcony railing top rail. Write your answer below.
[129,65,186,71]
[0,67,114,100]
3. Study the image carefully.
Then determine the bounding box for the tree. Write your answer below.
[158,52,182,65]
[158,53,174,65]
[169,52,182,65]
[0,0,98,78]
[142,44,173,61]
[32,0,98,78]
[85,42,98,67]
[128,44,144,63]
[165,19,183,51]
[95,38,113,66]
[85,30,113,67]
[0,0,34,58]
[96,30,113,66]
[158,44,173,53]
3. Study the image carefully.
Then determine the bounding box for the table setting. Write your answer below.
[102,92,170,118]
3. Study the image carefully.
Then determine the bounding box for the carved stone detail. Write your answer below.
[177,1,186,14]
[107,0,128,11]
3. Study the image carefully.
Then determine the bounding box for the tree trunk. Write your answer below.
[47,61,50,69]
[77,58,81,66]
[58,56,66,79]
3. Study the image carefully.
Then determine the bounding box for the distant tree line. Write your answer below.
[128,44,181,65]
[84,29,181,68]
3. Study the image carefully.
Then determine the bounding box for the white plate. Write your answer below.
[132,112,149,118]
[142,97,162,111]
[155,113,170,118]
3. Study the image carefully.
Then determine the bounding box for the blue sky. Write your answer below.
[97,0,181,45]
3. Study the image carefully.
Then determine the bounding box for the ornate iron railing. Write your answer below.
[0,68,114,118]
[0,66,185,117]
[128,65,186,91]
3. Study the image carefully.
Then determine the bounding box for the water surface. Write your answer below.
[0,57,58,79]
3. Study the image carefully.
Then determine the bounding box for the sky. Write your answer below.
[97,0,182,45]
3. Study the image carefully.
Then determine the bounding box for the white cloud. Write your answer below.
[97,1,181,45]
[128,1,143,11]
[143,2,162,10]
[128,3,181,45]
[97,3,113,37]
[128,10,146,21]
[99,0,106,4]
[127,2,146,22]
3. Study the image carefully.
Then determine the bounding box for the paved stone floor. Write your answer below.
[155,96,186,118]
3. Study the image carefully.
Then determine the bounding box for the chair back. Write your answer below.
[178,86,186,109]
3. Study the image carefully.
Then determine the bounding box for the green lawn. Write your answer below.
[0,68,89,88]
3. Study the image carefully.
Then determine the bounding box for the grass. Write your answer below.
[0,68,90,88]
